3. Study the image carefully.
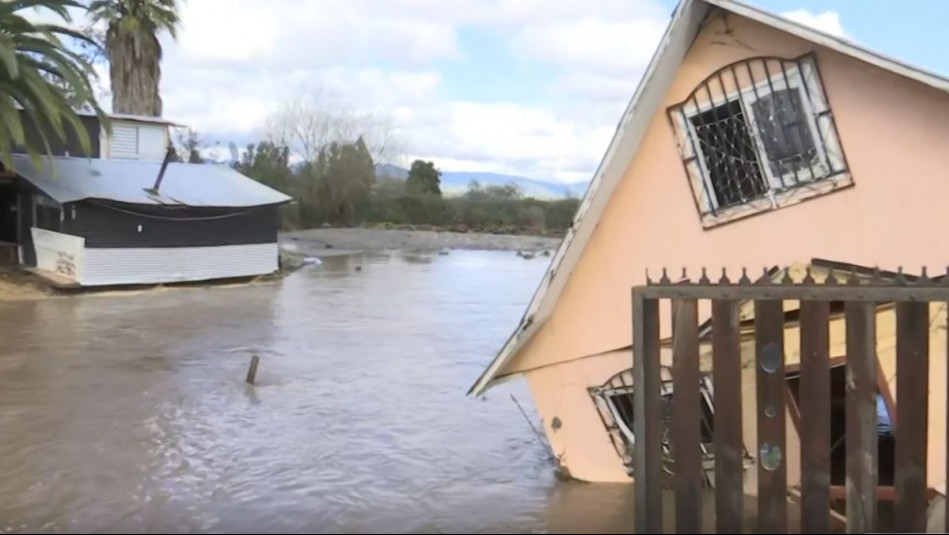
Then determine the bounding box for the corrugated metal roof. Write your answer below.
[91,112,185,127]
[10,154,292,208]
[13,102,186,127]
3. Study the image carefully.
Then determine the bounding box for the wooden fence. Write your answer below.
[631,267,946,533]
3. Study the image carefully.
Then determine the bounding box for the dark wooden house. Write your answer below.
[0,110,291,286]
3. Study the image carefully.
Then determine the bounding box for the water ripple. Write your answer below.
[0,250,628,533]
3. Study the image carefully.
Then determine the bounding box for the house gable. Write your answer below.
[100,118,172,162]
[469,0,949,397]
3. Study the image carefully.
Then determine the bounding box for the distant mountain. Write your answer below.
[376,163,409,180]
[375,164,588,200]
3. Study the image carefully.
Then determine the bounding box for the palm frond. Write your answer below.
[0,0,104,172]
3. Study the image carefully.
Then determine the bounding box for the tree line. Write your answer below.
[231,134,580,237]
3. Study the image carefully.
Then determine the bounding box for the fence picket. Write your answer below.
[712,298,743,533]
[845,301,878,534]
[755,299,787,533]
[895,301,929,532]
[633,294,662,534]
[799,300,831,533]
[672,299,702,533]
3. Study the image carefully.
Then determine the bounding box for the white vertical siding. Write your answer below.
[31,228,84,282]
[79,243,279,286]
[106,121,168,161]
[137,124,168,161]
[109,123,139,159]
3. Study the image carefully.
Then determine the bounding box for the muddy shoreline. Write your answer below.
[0,269,54,301]
[280,227,563,257]
[0,228,563,301]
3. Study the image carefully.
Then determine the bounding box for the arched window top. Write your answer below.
[676,55,813,108]
[667,52,852,227]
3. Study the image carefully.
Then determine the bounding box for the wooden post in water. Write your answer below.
[246,355,260,385]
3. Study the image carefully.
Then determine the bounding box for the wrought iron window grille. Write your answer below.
[667,52,852,225]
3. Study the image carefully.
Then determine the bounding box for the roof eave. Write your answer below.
[705,0,949,92]
[468,0,707,398]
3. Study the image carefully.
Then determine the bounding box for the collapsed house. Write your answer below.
[469,0,949,529]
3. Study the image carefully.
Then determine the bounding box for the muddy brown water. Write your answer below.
[0,250,640,534]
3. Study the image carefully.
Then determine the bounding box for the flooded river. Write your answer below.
[0,250,635,533]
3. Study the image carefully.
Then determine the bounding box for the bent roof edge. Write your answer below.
[468,0,949,398]
[10,154,293,208]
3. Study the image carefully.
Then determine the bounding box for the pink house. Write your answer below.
[470,0,949,528]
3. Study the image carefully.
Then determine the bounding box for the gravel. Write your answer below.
[280,227,562,256]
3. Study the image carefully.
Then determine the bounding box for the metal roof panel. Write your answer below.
[10,155,292,208]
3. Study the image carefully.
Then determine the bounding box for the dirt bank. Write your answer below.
[0,270,54,302]
[0,227,561,302]
[281,227,563,256]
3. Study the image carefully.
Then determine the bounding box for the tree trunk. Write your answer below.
[108,25,163,117]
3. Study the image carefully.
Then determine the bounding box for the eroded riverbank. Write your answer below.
[281,227,562,257]
[0,228,562,302]
[0,270,54,301]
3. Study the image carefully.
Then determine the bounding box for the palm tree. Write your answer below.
[87,0,180,117]
[0,0,105,171]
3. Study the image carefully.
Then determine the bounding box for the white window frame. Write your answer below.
[675,57,836,214]
[603,376,716,460]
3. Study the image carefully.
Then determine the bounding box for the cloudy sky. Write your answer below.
[38,0,949,182]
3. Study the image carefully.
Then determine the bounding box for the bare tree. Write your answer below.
[174,127,204,163]
[350,112,407,167]
[264,91,336,163]
[265,91,405,165]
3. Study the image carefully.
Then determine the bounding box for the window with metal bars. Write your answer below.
[668,53,851,226]
[588,367,722,481]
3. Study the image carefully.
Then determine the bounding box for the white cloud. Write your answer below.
[780,9,847,38]
[400,102,614,181]
[174,0,460,70]
[159,65,441,140]
[501,1,668,176]
[142,0,662,181]
[512,16,667,77]
[18,0,851,184]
